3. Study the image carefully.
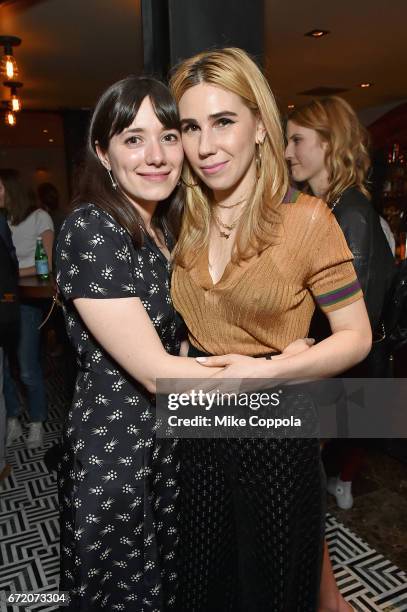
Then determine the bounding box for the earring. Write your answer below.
[107,168,117,190]
[255,142,263,179]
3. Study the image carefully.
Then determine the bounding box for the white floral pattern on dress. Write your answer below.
[56,204,183,610]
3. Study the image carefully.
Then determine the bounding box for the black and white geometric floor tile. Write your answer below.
[1,369,406,611]
[326,515,407,611]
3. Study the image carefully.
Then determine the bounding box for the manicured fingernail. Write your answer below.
[196,357,207,363]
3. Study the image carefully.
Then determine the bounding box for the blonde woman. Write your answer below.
[169,49,372,611]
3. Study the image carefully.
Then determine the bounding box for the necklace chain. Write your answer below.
[212,206,247,239]
[216,197,247,210]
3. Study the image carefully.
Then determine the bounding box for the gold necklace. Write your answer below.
[212,207,246,239]
[216,197,247,210]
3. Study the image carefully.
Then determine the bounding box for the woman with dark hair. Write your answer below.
[55,76,183,610]
[0,169,53,450]
[169,48,372,612]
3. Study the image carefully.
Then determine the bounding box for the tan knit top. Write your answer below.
[171,191,363,356]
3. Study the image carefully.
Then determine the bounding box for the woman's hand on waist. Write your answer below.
[194,337,315,377]
[196,353,279,379]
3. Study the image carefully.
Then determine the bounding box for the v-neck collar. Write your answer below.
[189,189,297,290]
[193,244,228,289]
[191,243,261,291]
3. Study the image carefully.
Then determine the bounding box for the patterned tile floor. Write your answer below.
[0,362,406,611]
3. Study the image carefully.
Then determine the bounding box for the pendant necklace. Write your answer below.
[212,207,247,239]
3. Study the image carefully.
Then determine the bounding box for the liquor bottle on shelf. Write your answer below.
[396,212,407,261]
[35,237,49,280]
[384,142,407,198]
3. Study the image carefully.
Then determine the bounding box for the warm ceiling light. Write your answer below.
[11,96,21,112]
[2,56,17,79]
[48,138,54,143]
[43,128,48,133]
[0,36,21,81]
[305,29,330,38]
[4,80,23,112]
[359,82,373,88]
[5,110,16,127]
[287,104,295,110]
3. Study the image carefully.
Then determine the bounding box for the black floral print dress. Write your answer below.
[55,203,182,611]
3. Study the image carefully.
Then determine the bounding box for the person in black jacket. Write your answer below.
[286,96,395,612]
[0,201,19,482]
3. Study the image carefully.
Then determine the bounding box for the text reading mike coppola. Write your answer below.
[155,378,407,439]
[156,379,320,438]
[167,388,301,428]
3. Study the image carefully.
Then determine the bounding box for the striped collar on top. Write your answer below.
[283,187,302,204]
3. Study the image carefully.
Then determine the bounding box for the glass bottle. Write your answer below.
[35,237,49,280]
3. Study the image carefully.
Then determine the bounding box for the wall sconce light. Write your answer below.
[5,109,17,126]
[4,81,23,112]
[0,36,22,80]
[1,99,16,126]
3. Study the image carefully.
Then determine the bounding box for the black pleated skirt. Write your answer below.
[174,348,325,612]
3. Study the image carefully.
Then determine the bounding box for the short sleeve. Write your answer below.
[306,200,363,313]
[55,205,141,300]
[35,209,54,235]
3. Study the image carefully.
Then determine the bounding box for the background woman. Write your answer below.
[0,169,53,450]
[170,48,372,612]
[285,97,394,364]
[286,96,395,611]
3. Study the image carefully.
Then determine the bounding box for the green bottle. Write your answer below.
[35,237,49,280]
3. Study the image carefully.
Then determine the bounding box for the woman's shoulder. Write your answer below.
[281,189,331,225]
[13,207,53,232]
[335,187,374,222]
[61,203,126,237]
[14,207,45,224]
[32,207,53,222]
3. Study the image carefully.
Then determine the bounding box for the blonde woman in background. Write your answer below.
[285,97,393,344]
[170,48,371,611]
[286,97,394,611]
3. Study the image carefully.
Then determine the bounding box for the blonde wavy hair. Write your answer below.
[169,47,289,267]
[288,96,371,205]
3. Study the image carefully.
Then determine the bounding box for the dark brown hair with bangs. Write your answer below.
[74,76,183,246]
